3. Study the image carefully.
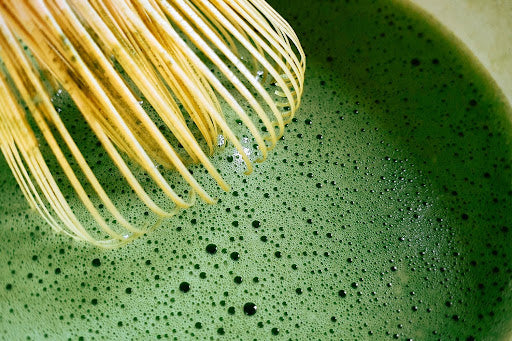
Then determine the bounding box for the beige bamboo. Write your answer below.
[0,0,305,247]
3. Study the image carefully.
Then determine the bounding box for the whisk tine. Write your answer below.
[0,3,176,226]
[4,0,205,204]
[72,0,218,160]
[201,0,300,136]
[176,0,285,143]
[0,0,305,247]
[97,0,230,192]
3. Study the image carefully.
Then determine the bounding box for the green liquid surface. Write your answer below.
[1,0,511,339]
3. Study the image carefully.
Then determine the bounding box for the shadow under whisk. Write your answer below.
[0,0,305,247]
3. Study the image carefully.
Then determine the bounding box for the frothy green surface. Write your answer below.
[1,0,511,339]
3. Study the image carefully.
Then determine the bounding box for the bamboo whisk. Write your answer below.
[0,0,305,247]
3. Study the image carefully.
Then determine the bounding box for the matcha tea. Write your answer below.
[1,0,511,339]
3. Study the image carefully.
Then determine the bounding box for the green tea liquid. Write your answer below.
[1,0,511,339]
